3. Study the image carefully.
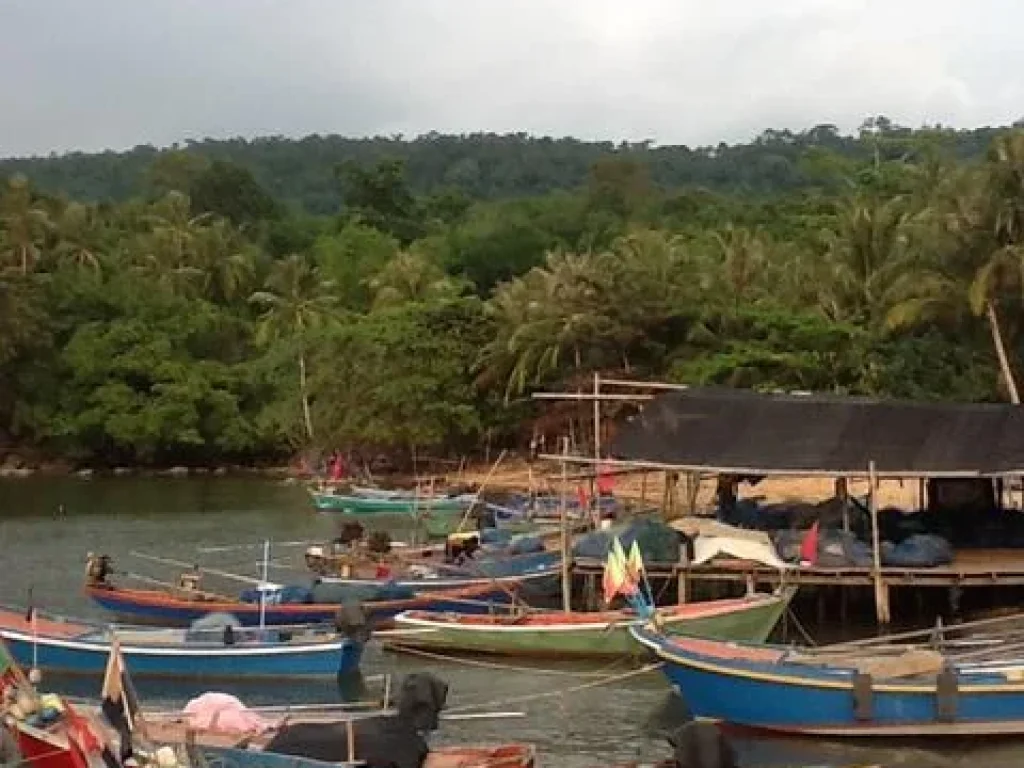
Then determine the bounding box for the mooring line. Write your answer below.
[383,641,636,678]
[443,661,664,714]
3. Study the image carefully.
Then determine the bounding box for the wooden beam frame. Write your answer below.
[535,453,1024,480]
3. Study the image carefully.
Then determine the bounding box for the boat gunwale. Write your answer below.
[395,594,785,634]
[630,625,1024,695]
[84,579,503,615]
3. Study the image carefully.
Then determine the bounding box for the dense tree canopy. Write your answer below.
[2,117,1024,467]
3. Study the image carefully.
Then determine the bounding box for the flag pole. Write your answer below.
[559,437,572,614]
[259,540,270,630]
[27,587,39,684]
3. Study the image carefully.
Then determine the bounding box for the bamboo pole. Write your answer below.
[560,437,572,613]
[598,378,691,391]
[534,454,993,480]
[592,372,601,529]
[346,719,356,764]
[531,392,654,401]
[868,460,890,627]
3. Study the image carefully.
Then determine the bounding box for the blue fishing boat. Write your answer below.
[631,615,1024,737]
[83,580,510,627]
[0,606,363,680]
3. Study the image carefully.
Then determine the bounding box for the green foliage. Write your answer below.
[189,160,280,226]
[3,118,1024,467]
[309,299,493,454]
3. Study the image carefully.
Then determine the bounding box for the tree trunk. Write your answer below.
[986,300,1020,404]
[299,351,315,440]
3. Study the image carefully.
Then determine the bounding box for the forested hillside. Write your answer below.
[1,116,1023,468]
[0,118,1011,211]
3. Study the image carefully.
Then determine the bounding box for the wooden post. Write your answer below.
[836,477,849,533]
[592,372,601,529]
[686,472,700,515]
[640,471,648,509]
[346,718,356,764]
[868,460,890,627]
[559,437,572,613]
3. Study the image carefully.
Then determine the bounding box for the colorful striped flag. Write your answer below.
[602,547,627,605]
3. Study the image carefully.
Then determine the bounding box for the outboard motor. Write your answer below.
[367,531,392,556]
[475,504,497,531]
[336,522,365,546]
[264,671,449,768]
[665,721,737,768]
[396,672,448,733]
[334,601,372,645]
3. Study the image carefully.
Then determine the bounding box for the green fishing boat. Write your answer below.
[386,588,794,660]
[310,488,474,517]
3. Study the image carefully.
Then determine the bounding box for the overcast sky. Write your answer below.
[2,0,1022,157]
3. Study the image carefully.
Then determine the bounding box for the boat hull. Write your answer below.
[1,629,362,680]
[84,583,510,628]
[193,743,535,768]
[632,626,1024,737]
[311,493,471,516]
[390,593,790,659]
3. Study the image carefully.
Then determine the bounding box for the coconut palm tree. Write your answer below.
[250,253,338,440]
[817,194,917,328]
[52,201,104,273]
[366,250,467,310]
[0,176,52,275]
[884,137,1024,403]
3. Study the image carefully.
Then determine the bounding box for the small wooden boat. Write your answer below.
[0,606,363,680]
[631,610,1024,737]
[84,581,510,628]
[304,530,564,600]
[310,546,560,592]
[1,641,117,768]
[389,589,793,659]
[192,742,535,768]
[310,487,475,516]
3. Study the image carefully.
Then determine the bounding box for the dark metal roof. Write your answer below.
[609,387,1024,477]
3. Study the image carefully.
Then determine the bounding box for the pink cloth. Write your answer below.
[182,693,270,734]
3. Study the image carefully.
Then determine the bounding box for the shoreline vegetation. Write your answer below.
[4,118,1024,475]
[0,453,928,513]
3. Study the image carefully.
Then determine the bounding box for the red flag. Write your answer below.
[330,455,345,482]
[576,486,589,510]
[800,520,820,565]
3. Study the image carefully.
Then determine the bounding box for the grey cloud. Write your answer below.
[1,0,1022,156]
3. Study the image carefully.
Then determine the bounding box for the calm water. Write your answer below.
[0,476,1021,768]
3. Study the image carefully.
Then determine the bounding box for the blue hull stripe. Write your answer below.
[632,626,1024,735]
[1,630,363,679]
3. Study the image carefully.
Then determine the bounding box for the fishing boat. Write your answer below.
[0,640,118,768]
[389,589,793,660]
[83,581,511,628]
[0,606,364,680]
[310,486,475,517]
[193,743,536,768]
[304,528,564,598]
[631,609,1024,737]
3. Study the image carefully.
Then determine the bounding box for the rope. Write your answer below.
[6,747,74,767]
[785,605,817,647]
[383,642,635,678]
[443,661,663,714]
